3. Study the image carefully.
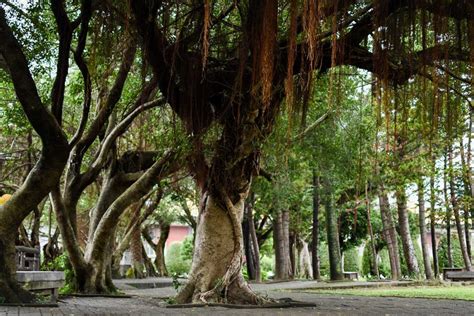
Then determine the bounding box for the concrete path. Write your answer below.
[2,278,473,315]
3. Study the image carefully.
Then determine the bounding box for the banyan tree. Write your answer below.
[0,0,473,305]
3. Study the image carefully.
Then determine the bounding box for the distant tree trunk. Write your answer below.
[142,244,157,277]
[299,239,313,279]
[130,212,145,278]
[312,171,321,280]
[243,195,260,281]
[395,186,420,276]
[289,231,297,278]
[417,179,434,279]
[448,145,472,271]
[366,186,379,279]
[429,174,439,277]
[378,190,401,280]
[443,153,454,267]
[274,210,291,280]
[322,177,343,281]
[248,207,261,282]
[154,222,170,277]
[243,216,256,280]
[460,137,473,260]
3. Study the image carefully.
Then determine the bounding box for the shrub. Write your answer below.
[343,247,360,272]
[398,235,425,278]
[166,242,191,276]
[42,252,75,294]
[260,254,274,280]
[361,241,391,279]
[437,234,464,271]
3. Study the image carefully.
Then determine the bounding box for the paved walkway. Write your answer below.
[2,279,473,315]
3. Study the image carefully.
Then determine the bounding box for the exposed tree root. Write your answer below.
[166,298,317,309]
[0,278,36,304]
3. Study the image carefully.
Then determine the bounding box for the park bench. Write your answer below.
[444,270,474,282]
[442,267,464,280]
[15,246,65,302]
[343,271,359,280]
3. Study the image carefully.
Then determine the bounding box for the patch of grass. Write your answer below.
[307,285,474,301]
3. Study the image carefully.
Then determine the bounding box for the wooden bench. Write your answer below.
[343,271,359,280]
[15,246,65,302]
[442,267,464,280]
[445,270,474,282]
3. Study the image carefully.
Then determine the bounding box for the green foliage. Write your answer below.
[171,273,181,291]
[166,242,192,276]
[180,236,194,261]
[125,267,135,279]
[318,242,330,277]
[437,235,464,270]
[41,253,75,294]
[260,254,275,280]
[397,235,425,278]
[343,247,360,272]
[361,242,392,279]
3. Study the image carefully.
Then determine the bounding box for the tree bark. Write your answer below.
[273,210,292,280]
[130,206,145,279]
[248,207,261,282]
[322,177,343,281]
[243,196,260,281]
[0,9,70,302]
[448,145,472,271]
[460,137,473,260]
[366,188,379,279]
[311,171,321,280]
[443,153,454,268]
[299,239,313,279]
[379,190,402,280]
[175,192,261,304]
[429,174,439,277]
[154,222,170,277]
[417,179,434,279]
[395,186,420,276]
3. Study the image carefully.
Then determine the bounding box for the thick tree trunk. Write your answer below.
[311,171,321,280]
[417,179,434,279]
[75,152,179,293]
[0,231,35,303]
[175,193,261,304]
[322,177,343,281]
[395,187,420,277]
[0,10,70,302]
[273,210,292,280]
[429,173,439,277]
